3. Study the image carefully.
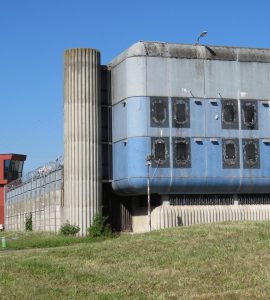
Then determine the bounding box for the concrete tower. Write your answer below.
[64,48,101,236]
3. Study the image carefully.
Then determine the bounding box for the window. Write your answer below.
[221,99,238,129]
[150,97,169,127]
[224,104,235,123]
[4,160,10,180]
[241,101,258,130]
[172,98,190,128]
[225,143,236,159]
[154,142,165,161]
[3,160,24,181]
[243,139,260,168]
[173,138,191,168]
[222,139,240,168]
[151,137,169,168]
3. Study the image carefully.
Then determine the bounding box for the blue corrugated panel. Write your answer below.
[112,96,270,195]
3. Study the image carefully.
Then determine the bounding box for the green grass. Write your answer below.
[0,231,114,250]
[1,222,270,299]
[0,231,101,250]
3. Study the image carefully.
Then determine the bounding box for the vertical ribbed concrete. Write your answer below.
[64,48,101,236]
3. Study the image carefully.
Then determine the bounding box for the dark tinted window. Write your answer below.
[243,139,260,168]
[172,98,190,128]
[225,143,236,159]
[176,142,188,160]
[241,101,258,130]
[246,144,256,160]
[154,142,165,161]
[222,139,240,168]
[173,138,191,168]
[4,160,24,181]
[224,104,235,123]
[150,97,169,127]
[175,104,185,122]
[4,160,10,180]
[221,100,238,129]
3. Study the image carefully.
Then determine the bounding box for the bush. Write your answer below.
[88,213,112,238]
[25,213,33,231]
[60,221,80,236]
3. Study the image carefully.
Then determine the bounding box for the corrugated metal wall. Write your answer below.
[151,204,270,230]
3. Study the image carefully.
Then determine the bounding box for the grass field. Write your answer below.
[0,222,270,299]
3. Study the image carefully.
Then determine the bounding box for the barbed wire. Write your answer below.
[6,155,64,191]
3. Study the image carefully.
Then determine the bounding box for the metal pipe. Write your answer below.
[147,162,151,232]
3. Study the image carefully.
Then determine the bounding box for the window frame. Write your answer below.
[222,139,240,169]
[150,97,169,128]
[173,137,191,168]
[243,139,260,169]
[241,100,258,130]
[151,137,170,168]
[172,97,190,128]
[221,99,239,129]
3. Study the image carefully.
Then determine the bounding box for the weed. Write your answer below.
[88,213,112,238]
[60,221,80,236]
[25,213,32,231]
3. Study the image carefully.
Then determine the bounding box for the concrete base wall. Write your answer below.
[133,204,270,233]
[5,190,64,232]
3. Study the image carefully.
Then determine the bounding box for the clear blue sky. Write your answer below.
[1,0,270,173]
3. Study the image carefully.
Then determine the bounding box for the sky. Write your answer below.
[1,0,270,173]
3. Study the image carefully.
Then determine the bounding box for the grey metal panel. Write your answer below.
[111,57,146,104]
[127,97,149,138]
[239,62,270,100]
[259,101,270,137]
[112,100,127,142]
[109,41,270,68]
[146,57,204,98]
[109,42,146,68]
[204,60,239,99]
[111,45,270,102]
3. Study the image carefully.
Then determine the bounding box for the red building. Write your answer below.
[0,154,26,228]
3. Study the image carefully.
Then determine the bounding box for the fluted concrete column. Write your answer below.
[64,48,101,236]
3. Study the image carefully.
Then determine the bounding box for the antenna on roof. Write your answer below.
[196,31,208,45]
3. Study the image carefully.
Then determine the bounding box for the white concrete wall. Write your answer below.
[64,48,102,236]
[133,204,270,233]
[5,168,64,232]
[5,190,64,232]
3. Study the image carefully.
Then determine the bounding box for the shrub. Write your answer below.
[88,213,112,238]
[25,213,33,231]
[60,221,80,236]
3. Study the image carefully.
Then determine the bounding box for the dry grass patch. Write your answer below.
[0,222,270,299]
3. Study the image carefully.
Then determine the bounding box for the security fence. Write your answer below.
[5,157,65,232]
